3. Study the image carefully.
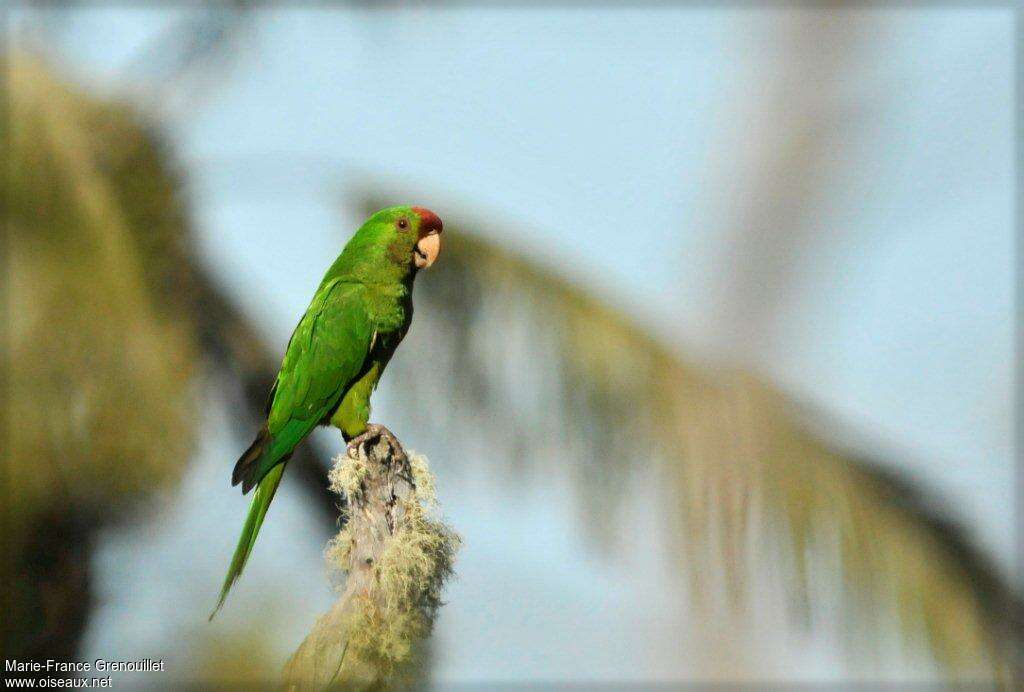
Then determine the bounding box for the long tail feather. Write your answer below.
[232,425,270,493]
[210,463,286,620]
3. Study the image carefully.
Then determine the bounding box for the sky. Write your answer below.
[13,4,1017,683]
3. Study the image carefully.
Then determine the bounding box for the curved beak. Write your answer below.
[412,207,443,270]
[414,231,441,269]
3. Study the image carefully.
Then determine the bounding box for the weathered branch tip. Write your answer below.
[283,426,460,691]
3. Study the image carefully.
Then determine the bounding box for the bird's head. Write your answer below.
[337,205,444,282]
[377,205,444,269]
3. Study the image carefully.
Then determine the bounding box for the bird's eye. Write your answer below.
[397,218,409,230]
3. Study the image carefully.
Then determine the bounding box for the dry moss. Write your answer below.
[342,499,459,677]
[408,453,437,507]
[328,451,371,506]
[324,527,355,579]
[287,447,460,688]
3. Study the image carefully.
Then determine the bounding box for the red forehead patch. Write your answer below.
[411,207,443,234]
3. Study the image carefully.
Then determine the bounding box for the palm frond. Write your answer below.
[7,54,197,526]
[4,54,341,659]
[354,192,1021,680]
[6,54,200,660]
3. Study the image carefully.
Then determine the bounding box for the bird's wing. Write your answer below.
[256,279,375,478]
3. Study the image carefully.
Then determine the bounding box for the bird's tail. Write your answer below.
[209,462,286,620]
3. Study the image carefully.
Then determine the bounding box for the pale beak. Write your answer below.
[414,231,441,269]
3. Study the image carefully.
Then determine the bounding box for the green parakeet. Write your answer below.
[211,205,443,617]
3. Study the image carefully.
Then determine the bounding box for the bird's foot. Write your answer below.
[346,424,402,459]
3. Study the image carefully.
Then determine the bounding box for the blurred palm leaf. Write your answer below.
[356,192,1021,681]
[7,58,199,519]
[3,54,340,663]
[6,54,199,660]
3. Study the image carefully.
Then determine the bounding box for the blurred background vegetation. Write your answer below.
[3,4,1020,687]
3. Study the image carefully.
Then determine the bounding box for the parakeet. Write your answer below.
[211,205,443,617]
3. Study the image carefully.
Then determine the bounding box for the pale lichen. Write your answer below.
[323,526,355,580]
[288,444,460,688]
[328,451,370,505]
[408,452,438,507]
[343,497,460,675]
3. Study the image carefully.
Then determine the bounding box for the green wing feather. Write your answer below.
[211,279,375,617]
[234,278,375,491]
